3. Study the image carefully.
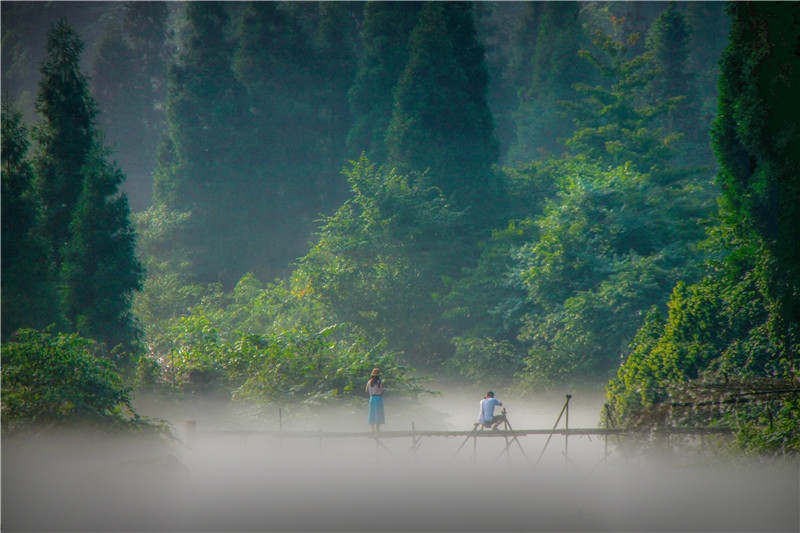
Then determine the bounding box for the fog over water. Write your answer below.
[3,388,799,532]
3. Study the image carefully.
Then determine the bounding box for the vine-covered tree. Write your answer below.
[712,1,800,369]
[605,2,800,454]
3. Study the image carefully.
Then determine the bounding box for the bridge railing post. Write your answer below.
[564,394,571,476]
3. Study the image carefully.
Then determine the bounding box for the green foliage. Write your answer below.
[1,329,155,432]
[1,98,61,338]
[386,1,503,226]
[296,156,463,367]
[446,336,520,386]
[140,273,428,406]
[712,2,800,365]
[514,160,711,388]
[736,397,800,455]
[32,18,98,265]
[60,144,144,359]
[563,21,680,175]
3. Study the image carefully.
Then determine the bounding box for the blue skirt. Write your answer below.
[368,395,385,425]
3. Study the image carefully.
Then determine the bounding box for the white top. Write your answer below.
[478,397,501,423]
[367,380,383,396]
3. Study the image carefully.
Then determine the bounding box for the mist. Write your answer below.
[4,389,798,532]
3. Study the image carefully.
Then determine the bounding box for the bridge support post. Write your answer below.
[564,394,571,476]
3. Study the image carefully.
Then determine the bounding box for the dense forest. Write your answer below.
[2,1,798,454]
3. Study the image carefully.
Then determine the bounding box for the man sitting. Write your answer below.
[477,391,507,430]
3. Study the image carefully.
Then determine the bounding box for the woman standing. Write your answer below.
[366,368,385,433]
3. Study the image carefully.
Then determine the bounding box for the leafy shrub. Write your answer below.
[143,274,431,405]
[2,329,159,432]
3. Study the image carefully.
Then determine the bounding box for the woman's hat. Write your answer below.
[371,368,381,376]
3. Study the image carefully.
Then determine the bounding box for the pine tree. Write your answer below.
[562,20,677,176]
[347,1,423,163]
[507,2,590,164]
[232,1,359,280]
[645,3,705,166]
[28,19,144,353]
[231,1,314,277]
[60,145,144,356]
[386,2,502,226]
[91,1,169,211]
[314,1,359,203]
[32,19,98,265]
[1,99,61,339]
[153,2,251,286]
[712,2,800,367]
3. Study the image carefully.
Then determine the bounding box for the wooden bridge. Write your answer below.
[183,395,734,473]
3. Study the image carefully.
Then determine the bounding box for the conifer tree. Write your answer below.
[32,19,98,266]
[1,99,61,338]
[60,145,144,356]
[347,1,422,162]
[386,1,502,226]
[314,1,359,200]
[232,1,358,279]
[507,2,589,164]
[91,1,169,211]
[645,3,705,166]
[29,19,143,353]
[153,2,251,286]
[232,1,309,275]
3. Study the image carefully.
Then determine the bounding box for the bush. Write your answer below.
[2,329,160,433]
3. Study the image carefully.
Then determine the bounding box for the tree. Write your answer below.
[604,3,800,453]
[347,1,422,163]
[645,2,706,166]
[91,1,169,211]
[29,19,144,355]
[562,21,678,176]
[1,99,61,338]
[153,2,251,287]
[313,1,360,202]
[60,144,144,358]
[296,156,463,367]
[386,1,503,228]
[506,2,591,164]
[712,2,800,371]
[231,1,318,278]
[514,160,710,387]
[32,19,98,266]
